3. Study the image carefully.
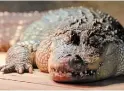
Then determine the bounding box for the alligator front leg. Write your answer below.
[0,40,40,74]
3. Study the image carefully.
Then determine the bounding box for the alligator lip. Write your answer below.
[50,71,97,82]
[49,57,97,82]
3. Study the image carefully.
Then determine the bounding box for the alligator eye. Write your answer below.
[71,31,80,45]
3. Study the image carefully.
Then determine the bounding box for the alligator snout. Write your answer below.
[49,54,91,82]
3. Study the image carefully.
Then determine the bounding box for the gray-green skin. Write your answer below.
[0,7,124,82]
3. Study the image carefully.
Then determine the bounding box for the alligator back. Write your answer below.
[0,11,42,52]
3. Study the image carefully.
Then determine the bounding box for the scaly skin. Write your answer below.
[0,11,43,51]
[0,7,124,82]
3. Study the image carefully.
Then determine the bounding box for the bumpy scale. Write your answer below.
[0,7,124,82]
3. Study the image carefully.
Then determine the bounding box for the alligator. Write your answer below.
[0,7,124,82]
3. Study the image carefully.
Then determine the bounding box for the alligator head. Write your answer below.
[48,14,124,82]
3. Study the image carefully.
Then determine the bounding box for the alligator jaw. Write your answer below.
[49,56,98,82]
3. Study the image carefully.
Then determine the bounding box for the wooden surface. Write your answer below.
[0,53,124,90]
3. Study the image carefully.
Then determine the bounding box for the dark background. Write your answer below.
[0,1,123,25]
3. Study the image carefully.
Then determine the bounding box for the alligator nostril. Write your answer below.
[72,55,82,63]
[69,55,85,70]
[75,55,82,61]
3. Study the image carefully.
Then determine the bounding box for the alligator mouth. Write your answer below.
[49,56,97,82]
[50,68,97,82]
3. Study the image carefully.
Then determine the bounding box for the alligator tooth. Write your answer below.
[80,72,84,77]
[93,72,96,75]
[59,71,62,74]
[86,74,89,76]
[24,41,29,45]
[17,42,21,45]
[97,72,99,75]
[85,70,87,74]
[21,42,25,46]
[90,70,93,74]
[30,40,35,44]
[67,73,72,77]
